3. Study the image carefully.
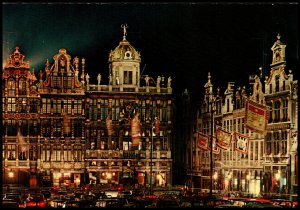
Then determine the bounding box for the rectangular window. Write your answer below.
[282,100,288,121]
[281,130,287,155]
[255,141,258,160]
[73,145,82,161]
[53,119,62,137]
[8,98,16,112]
[29,99,38,113]
[7,120,17,136]
[53,99,61,114]
[8,145,16,160]
[74,119,82,138]
[124,71,133,84]
[63,76,72,89]
[260,141,264,160]
[250,141,254,160]
[63,146,71,161]
[74,100,82,114]
[42,120,51,137]
[53,77,61,88]
[42,98,51,113]
[29,120,39,136]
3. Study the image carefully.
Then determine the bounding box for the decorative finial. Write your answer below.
[277,33,281,40]
[208,72,211,83]
[15,46,19,53]
[121,23,128,40]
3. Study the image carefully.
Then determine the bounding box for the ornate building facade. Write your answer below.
[191,34,298,200]
[2,25,174,189]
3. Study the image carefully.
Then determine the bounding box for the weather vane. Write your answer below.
[121,24,128,40]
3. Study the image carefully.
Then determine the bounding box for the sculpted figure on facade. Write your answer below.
[86,73,90,85]
[97,73,101,85]
[145,75,149,86]
[157,76,161,88]
[167,76,172,88]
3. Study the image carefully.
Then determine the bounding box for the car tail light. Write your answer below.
[19,203,26,208]
[26,201,36,207]
[37,201,46,207]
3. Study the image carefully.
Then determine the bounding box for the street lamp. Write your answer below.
[209,95,216,198]
[8,171,14,178]
[150,121,155,195]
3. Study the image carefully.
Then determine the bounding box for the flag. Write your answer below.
[234,132,250,154]
[197,132,209,151]
[154,117,160,136]
[131,112,141,147]
[17,130,28,152]
[245,100,269,135]
[216,127,232,150]
[212,136,220,154]
[106,115,114,136]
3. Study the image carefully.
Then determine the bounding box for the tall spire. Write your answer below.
[121,23,128,41]
[208,72,211,84]
[204,72,213,96]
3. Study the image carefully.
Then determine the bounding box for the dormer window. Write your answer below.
[124,71,133,84]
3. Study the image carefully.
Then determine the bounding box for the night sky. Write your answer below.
[3,2,298,101]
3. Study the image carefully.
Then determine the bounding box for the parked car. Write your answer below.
[62,200,82,208]
[2,199,20,208]
[155,198,181,208]
[24,193,48,208]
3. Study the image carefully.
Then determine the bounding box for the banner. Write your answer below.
[197,132,209,151]
[216,127,232,150]
[17,130,28,152]
[131,112,141,146]
[234,132,250,154]
[211,136,220,154]
[106,115,114,136]
[245,100,269,135]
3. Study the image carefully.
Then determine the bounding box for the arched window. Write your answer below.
[8,78,15,96]
[19,78,26,95]
[275,75,280,92]
[236,99,240,109]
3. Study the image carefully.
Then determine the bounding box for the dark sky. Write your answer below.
[3,2,298,101]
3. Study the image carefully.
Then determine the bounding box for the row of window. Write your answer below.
[4,97,39,113]
[267,99,289,122]
[7,78,27,96]
[268,75,287,94]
